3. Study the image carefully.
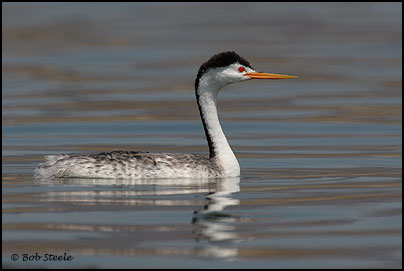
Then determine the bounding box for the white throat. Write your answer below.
[196,73,240,177]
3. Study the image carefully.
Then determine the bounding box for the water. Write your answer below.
[2,2,402,268]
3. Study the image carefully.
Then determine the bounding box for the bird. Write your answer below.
[34,51,296,179]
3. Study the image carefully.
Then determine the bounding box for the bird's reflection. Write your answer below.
[191,177,243,259]
[37,176,243,259]
[192,177,240,242]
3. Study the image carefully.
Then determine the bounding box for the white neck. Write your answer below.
[196,77,240,177]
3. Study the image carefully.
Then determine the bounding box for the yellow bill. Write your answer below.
[245,72,297,79]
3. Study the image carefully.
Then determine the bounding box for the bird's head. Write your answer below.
[195,51,296,92]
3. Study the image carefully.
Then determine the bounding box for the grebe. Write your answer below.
[35,51,296,179]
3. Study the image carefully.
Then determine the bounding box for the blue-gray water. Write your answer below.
[2,3,402,268]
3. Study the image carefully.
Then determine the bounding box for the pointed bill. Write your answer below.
[245,72,297,79]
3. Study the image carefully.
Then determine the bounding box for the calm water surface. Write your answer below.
[2,3,402,268]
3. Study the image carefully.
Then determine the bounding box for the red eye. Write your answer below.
[238,67,246,72]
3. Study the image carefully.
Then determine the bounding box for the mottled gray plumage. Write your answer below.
[35,150,223,179]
